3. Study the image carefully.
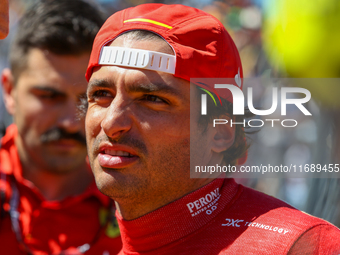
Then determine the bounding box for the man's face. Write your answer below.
[6,48,89,173]
[0,0,9,39]
[86,37,212,209]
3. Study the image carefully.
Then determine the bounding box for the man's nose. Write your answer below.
[100,94,132,139]
[58,99,83,133]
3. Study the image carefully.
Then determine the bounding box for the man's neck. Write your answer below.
[115,177,214,220]
[22,163,93,201]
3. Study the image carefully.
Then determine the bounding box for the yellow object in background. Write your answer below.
[263,0,340,107]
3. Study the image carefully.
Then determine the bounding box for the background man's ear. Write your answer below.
[210,115,235,153]
[1,68,16,115]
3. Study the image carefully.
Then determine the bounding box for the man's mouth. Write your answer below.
[104,149,134,157]
[97,147,139,169]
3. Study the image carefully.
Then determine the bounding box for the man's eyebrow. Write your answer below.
[127,82,181,97]
[30,86,64,95]
[87,79,113,92]
[88,79,182,98]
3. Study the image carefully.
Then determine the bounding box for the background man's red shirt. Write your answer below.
[0,124,122,255]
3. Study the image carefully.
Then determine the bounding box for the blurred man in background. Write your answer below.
[85,3,340,254]
[0,0,121,254]
[0,0,9,39]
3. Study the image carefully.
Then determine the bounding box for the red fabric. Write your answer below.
[0,124,122,255]
[116,177,340,254]
[85,4,243,100]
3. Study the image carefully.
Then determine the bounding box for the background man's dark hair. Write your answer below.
[9,0,105,83]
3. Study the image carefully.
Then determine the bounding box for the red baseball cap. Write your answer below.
[86,4,243,98]
[85,3,247,164]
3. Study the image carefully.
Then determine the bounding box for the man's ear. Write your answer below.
[1,68,16,115]
[210,115,235,153]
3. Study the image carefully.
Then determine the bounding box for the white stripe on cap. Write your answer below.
[99,46,176,74]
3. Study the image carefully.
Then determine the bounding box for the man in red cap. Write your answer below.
[0,1,122,254]
[84,3,340,254]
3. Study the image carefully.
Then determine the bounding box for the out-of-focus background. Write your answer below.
[1,0,339,226]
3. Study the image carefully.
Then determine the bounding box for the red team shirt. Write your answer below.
[117,177,340,254]
[0,125,122,255]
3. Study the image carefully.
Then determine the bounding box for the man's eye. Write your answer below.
[143,95,166,103]
[36,92,63,100]
[40,93,54,98]
[87,90,113,107]
[88,90,113,101]
[91,90,111,98]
